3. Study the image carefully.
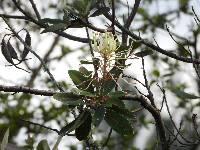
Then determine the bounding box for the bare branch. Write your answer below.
[0,84,55,96]
[103,12,200,64]
[29,0,41,20]
[26,36,60,87]
[122,95,169,149]
[124,0,141,29]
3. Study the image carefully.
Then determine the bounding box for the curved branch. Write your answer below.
[122,95,169,150]
[103,13,200,64]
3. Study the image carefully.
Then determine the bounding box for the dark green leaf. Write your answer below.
[79,66,93,77]
[75,111,92,141]
[92,107,105,127]
[110,106,135,119]
[41,23,67,33]
[101,79,116,95]
[79,90,95,97]
[105,97,125,108]
[1,38,13,64]
[68,70,93,92]
[105,109,133,136]
[36,140,50,150]
[1,128,9,150]
[90,7,110,17]
[134,49,153,57]
[117,45,129,53]
[69,19,86,28]
[108,91,125,97]
[40,18,65,24]
[53,93,84,106]
[105,91,125,107]
[7,40,18,60]
[22,31,31,60]
[59,110,90,135]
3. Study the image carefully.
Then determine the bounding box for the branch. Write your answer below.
[29,0,41,20]
[0,84,168,149]
[111,0,115,34]
[11,0,37,24]
[9,0,89,43]
[26,35,60,87]
[124,0,141,29]
[103,13,200,64]
[122,95,169,150]
[122,0,141,44]
[0,85,55,96]
[2,18,64,92]
[0,14,29,20]
[20,118,59,134]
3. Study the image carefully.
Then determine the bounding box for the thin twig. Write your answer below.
[122,73,146,87]
[192,6,200,23]
[124,0,141,28]
[111,0,115,34]
[3,18,64,92]
[192,114,200,139]
[29,0,41,20]
[159,85,193,144]
[141,56,155,107]
[123,95,169,149]
[0,14,29,20]
[19,118,59,134]
[26,36,60,87]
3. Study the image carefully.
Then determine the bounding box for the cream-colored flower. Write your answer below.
[92,32,118,58]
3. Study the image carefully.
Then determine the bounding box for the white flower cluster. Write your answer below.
[92,32,118,58]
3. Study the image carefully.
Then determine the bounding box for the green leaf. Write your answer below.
[110,106,135,119]
[105,91,125,107]
[1,128,9,150]
[75,111,92,141]
[101,79,116,95]
[59,110,90,136]
[41,23,67,33]
[53,93,84,106]
[173,89,200,99]
[90,7,110,17]
[105,109,133,136]
[79,90,95,97]
[79,66,93,77]
[68,70,93,92]
[134,49,154,57]
[40,18,65,24]
[108,91,125,97]
[92,107,105,127]
[36,140,50,150]
[105,97,125,108]
[69,19,86,28]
